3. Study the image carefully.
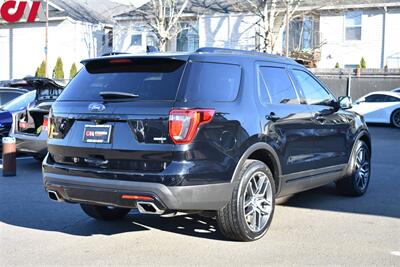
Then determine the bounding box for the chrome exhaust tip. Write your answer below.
[48,190,63,202]
[137,201,165,215]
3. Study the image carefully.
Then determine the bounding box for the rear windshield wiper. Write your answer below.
[99,91,140,100]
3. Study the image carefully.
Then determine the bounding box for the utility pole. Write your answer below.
[9,28,13,80]
[45,0,49,78]
[285,0,290,57]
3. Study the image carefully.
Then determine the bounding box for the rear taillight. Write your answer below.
[169,109,215,145]
[110,58,132,64]
[42,117,49,130]
[48,115,73,140]
[19,121,28,130]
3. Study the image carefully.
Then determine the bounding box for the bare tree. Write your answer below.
[247,0,301,54]
[192,0,301,53]
[192,0,341,54]
[133,0,190,52]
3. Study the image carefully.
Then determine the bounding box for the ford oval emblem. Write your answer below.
[88,103,106,112]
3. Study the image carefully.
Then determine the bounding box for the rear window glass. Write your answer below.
[58,58,186,101]
[3,91,35,112]
[0,92,23,105]
[37,88,63,101]
[178,62,241,102]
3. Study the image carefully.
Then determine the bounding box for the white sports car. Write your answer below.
[351,91,400,128]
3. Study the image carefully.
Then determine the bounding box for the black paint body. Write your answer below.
[43,51,370,211]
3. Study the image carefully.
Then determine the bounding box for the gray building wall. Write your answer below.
[313,69,400,100]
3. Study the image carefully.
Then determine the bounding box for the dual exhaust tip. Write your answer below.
[136,201,165,215]
[47,190,165,215]
[48,190,63,202]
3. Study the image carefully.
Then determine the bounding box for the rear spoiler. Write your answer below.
[23,77,63,90]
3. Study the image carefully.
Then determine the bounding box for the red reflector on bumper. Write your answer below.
[121,195,154,201]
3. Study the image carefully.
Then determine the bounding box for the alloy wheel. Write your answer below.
[243,171,273,232]
[393,110,400,128]
[354,146,370,191]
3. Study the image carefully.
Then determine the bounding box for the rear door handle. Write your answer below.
[266,112,280,122]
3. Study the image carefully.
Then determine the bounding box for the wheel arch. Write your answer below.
[231,143,282,194]
[357,130,372,154]
[390,108,400,127]
[346,130,371,169]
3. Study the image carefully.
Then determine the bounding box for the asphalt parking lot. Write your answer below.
[0,126,399,266]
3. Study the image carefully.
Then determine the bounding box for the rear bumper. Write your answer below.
[12,132,48,156]
[43,169,235,211]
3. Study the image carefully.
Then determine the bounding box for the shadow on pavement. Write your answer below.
[277,182,400,219]
[58,211,225,241]
[0,126,399,240]
[278,126,400,219]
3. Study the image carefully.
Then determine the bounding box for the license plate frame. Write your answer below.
[83,125,112,144]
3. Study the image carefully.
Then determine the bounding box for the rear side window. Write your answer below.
[178,62,241,102]
[386,95,400,102]
[58,58,186,101]
[37,88,63,101]
[0,92,23,105]
[365,94,399,102]
[3,91,35,112]
[292,69,333,105]
[258,66,299,105]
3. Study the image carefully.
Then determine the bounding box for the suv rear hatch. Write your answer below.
[15,78,63,136]
[48,57,187,177]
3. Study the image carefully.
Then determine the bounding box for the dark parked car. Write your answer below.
[10,79,63,160]
[43,48,371,241]
[0,90,34,148]
[0,111,13,144]
[0,77,63,91]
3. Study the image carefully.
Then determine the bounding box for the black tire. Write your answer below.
[336,140,371,196]
[217,160,276,241]
[80,204,130,221]
[390,109,400,128]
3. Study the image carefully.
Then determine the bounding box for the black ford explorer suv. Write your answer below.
[43,47,371,241]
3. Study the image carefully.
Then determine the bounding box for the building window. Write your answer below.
[131,34,142,46]
[345,11,362,41]
[177,23,199,52]
[147,35,157,47]
[108,30,113,48]
[283,16,319,52]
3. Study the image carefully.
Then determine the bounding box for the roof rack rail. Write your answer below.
[195,47,277,58]
[101,52,129,57]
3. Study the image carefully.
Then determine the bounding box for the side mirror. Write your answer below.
[338,96,352,109]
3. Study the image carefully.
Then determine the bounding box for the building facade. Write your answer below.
[113,1,400,69]
[0,0,116,80]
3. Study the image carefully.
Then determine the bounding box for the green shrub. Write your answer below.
[53,57,64,79]
[35,61,46,77]
[360,57,366,69]
[335,62,340,68]
[69,63,78,79]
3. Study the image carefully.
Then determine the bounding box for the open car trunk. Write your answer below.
[15,79,63,136]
